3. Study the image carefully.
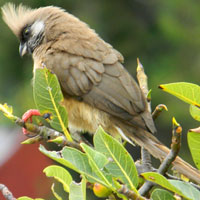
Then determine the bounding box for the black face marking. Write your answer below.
[19,21,45,55]
[21,25,32,42]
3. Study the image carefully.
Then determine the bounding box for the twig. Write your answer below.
[135,160,158,175]
[0,184,16,200]
[15,118,83,151]
[136,58,152,171]
[16,118,62,138]
[158,118,181,174]
[152,104,168,120]
[139,118,182,196]
[118,185,148,200]
[141,149,153,172]
[136,58,149,98]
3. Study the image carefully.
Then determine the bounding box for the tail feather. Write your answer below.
[129,128,200,184]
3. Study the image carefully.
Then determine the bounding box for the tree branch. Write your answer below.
[118,185,147,200]
[139,118,182,195]
[15,118,83,151]
[152,104,168,120]
[0,184,16,200]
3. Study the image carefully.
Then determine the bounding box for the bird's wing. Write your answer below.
[45,37,155,132]
[51,35,124,64]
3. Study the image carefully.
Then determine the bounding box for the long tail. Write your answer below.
[129,128,200,184]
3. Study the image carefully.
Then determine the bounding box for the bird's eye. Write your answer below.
[24,29,29,35]
[22,27,31,39]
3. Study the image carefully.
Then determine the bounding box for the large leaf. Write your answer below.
[94,127,138,193]
[62,146,106,185]
[69,177,86,200]
[151,189,175,200]
[159,82,200,107]
[43,165,72,193]
[142,172,196,200]
[39,145,77,171]
[188,130,200,170]
[80,143,113,188]
[40,145,113,187]
[169,180,200,200]
[190,105,200,121]
[33,67,72,141]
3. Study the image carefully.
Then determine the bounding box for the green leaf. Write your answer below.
[33,67,72,141]
[40,145,111,186]
[21,135,41,144]
[147,89,152,101]
[43,165,72,193]
[48,136,65,144]
[69,177,86,200]
[159,82,200,107]
[188,130,200,169]
[62,146,106,185]
[51,184,63,200]
[151,189,175,200]
[94,127,138,193]
[80,143,113,188]
[80,143,108,170]
[17,197,44,200]
[141,172,192,199]
[39,145,77,171]
[0,103,17,121]
[169,180,200,200]
[190,105,200,121]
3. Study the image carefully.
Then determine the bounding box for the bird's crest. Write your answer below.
[1,3,34,37]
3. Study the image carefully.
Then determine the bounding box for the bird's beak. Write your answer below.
[19,42,28,57]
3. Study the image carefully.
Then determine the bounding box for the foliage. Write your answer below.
[160,82,200,171]
[38,126,139,199]
[1,69,200,200]
[1,1,200,198]
[150,189,175,200]
[142,172,200,200]
[33,68,72,141]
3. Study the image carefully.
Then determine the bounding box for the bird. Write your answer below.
[2,3,200,183]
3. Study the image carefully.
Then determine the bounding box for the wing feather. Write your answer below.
[43,39,155,132]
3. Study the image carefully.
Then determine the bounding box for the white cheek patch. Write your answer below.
[31,21,44,36]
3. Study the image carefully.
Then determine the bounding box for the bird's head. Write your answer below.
[1,3,85,57]
[1,3,47,56]
[18,20,45,57]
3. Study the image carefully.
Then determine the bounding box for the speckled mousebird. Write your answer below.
[2,3,200,183]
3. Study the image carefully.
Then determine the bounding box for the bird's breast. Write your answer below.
[62,97,119,136]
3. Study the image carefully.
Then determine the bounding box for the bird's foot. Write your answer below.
[22,109,41,135]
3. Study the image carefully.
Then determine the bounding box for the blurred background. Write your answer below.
[0,0,200,199]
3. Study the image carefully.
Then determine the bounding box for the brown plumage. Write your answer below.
[2,3,200,183]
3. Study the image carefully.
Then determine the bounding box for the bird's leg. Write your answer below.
[22,109,41,135]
